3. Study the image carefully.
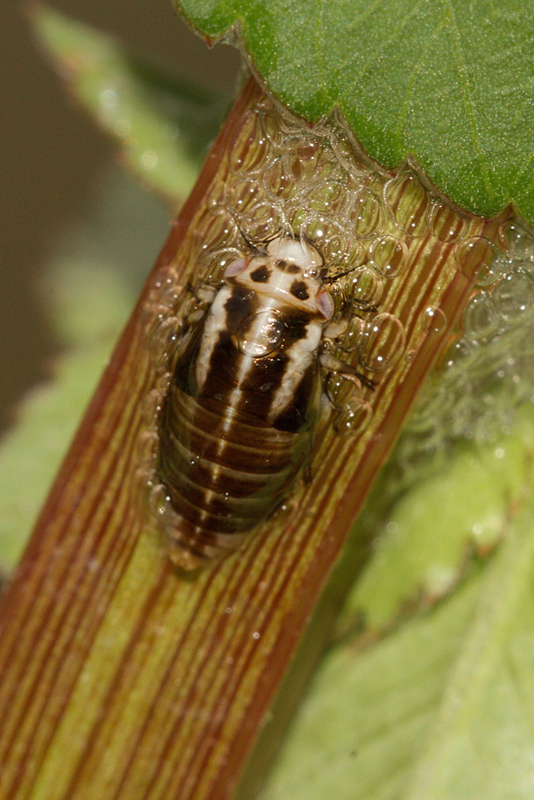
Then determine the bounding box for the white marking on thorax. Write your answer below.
[267,321,322,421]
[194,235,327,435]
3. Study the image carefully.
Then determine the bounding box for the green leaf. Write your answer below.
[32,5,227,204]
[0,346,117,573]
[346,412,530,630]
[260,411,534,798]
[174,0,534,223]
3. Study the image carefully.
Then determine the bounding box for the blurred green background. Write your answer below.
[0,0,240,433]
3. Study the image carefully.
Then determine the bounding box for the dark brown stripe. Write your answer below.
[156,285,322,553]
[223,286,257,331]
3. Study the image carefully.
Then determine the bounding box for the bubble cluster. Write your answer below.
[146,94,534,461]
[193,97,433,400]
[404,219,534,464]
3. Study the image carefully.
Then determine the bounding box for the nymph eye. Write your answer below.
[224,258,248,278]
[316,287,334,320]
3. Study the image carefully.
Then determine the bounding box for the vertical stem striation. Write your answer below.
[0,78,508,800]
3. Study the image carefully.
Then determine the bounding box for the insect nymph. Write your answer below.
[156,233,358,570]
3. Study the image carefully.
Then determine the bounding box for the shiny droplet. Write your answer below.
[498,220,534,260]
[199,247,244,282]
[200,211,237,252]
[384,171,429,237]
[231,111,271,173]
[333,400,373,437]
[240,203,284,241]
[462,291,500,340]
[231,179,265,216]
[442,337,473,369]
[299,215,348,264]
[307,180,347,215]
[340,315,365,353]
[427,201,469,243]
[369,235,408,279]
[237,309,285,357]
[259,109,280,144]
[349,188,382,237]
[454,236,502,283]
[421,306,448,335]
[348,266,384,307]
[492,270,534,317]
[331,132,356,170]
[284,140,331,182]
[359,313,406,371]
[326,281,347,321]
[325,371,362,406]
[265,158,295,200]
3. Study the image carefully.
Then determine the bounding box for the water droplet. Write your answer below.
[340,316,365,353]
[201,211,237,251]
[492,270,534,317]
[299,215,348,264]
[369,235,408,279]
[384,171,429,237]
[498,220,534,260]
[240,203,284,241]
[443,337,474,368]
[331,132,357,171]
[265,158,294,199]
[148,484,168,517]
[237,309,285,357]
[137,430,158,462]
[347,266,384,307]
[231,111,271,173]
[259,110,280,143]
[326,281,347,320]
[284,140,331,182]
[421,306,447,335]
[428,202,468,242]
[333,400,373,436]
[349,188,382,237]
[199,247,243,281]
[307,180,347,215]
[359,313,406,371]
[325,372,362,406]
[454,236,503,283]
[462,291,500,340]
[231,179,265,216]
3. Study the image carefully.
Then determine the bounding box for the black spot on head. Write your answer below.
[290,279,309,300]
[275,259,301,274]
[250,264,270,282]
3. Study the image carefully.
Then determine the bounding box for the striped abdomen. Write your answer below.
[156,235,333,569]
